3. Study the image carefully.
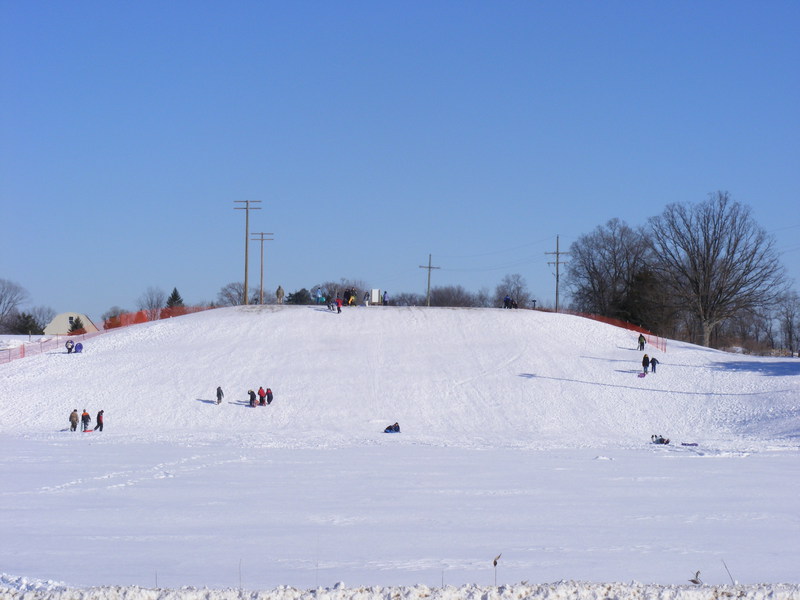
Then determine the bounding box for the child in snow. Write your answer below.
[384,422,400,433]
[642,354,650,373]
[651,434,669,445]
[65,340,75,354]
[650,356,659,373]
[94,410,104,431]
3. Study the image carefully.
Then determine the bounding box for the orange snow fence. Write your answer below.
[1,306,216,364]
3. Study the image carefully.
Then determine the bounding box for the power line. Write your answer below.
[251,232,274,305]
[545,235,570,313]
[234,200,261,305]
[418,254,441,307]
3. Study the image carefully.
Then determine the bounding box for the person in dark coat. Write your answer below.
[216,386,224,404]
[248,390,257,407]
[69,409,79,432]
[650,356,659,373]
[384,422,400,433]
[266,388,273,405]
[258,386,266,406]
[81,409,91,431]
[65,340,75,354]
[637,334,646,351]
[642,354,650,374]
[94,410,104,431]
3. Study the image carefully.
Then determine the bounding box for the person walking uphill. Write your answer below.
[94,410,104,431]
[216,386,224,404]
[642,354,650,374]
[81,409,91,431]
[638,334,646,351]
[650,356,659,374]
[69,409,79,432]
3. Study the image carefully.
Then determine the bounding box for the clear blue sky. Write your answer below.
[2,1,798,322]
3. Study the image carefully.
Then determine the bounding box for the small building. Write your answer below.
[44,312,100,336]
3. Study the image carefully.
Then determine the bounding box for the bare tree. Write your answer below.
[430,285,477,307]
[29,306,56,331]
[137,286,167,321]
[648,192,787,347]
[392,292,425,306]
[493,273,531,308]
[566,219,652,320]
[776,291,800,356]
[216,282,258,306]
[0,279,29,329]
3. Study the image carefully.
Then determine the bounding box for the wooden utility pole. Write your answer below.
[545,235,570,313]
[234,200,261,305]
[418,254,440,307]
[251,232,274,305]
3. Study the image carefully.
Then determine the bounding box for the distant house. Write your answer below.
[43,312,100,335]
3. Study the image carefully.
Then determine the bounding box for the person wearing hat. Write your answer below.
[81,409,91,431]
[642,354,650,374]
[248,390,257,407]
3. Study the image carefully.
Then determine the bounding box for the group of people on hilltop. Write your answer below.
[502,295,519,309]
[69,408,103,432]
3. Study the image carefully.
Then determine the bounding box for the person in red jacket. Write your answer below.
[94,410,104,431]
[258,387,266,406]
[335,296,343,314]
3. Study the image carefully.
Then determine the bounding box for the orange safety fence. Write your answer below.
[568,311,667,352]
[1,306,215,365]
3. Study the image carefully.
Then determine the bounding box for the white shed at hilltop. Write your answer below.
[43,312,99,335]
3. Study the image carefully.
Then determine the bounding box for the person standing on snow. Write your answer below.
[248,390,257,407]
[69,409,79,432]
[258,386,266,406]
[335,296,343,314]
[642,354,650,374]
[94,410,104,431]
[216,386,224,404]
[638,334,646,351]
[81,409,91,431]
[266,388,273,405]
[650,356,659,374]
[65,339,75,354]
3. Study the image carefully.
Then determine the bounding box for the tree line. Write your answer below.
[2,192,797,354]
[565,191,797,353]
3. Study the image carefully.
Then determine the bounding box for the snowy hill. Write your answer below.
[1,305,799,599]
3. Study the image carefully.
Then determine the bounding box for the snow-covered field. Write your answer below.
[1,305,798,600]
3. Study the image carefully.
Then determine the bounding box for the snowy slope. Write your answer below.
[2,305,797,447]
[1,305,798,599]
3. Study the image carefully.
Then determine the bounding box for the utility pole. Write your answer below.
[250,232,274,305]
[234,200,261,305]
[545,235,570,313]
[418,254,440,307]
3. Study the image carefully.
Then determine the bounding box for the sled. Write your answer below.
[638,372,646,378]
[681,442,698,447]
